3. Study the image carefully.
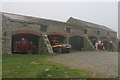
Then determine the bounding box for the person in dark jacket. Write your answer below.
[108,41,113,51]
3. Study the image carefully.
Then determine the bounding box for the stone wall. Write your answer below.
[1,13,118,54]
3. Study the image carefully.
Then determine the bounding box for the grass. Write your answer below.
[2,54,92,78]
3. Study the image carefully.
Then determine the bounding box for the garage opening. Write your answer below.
[12,33,39,54]
[89,36,97,47]
[69,36,84,50]
[48,35,66,44]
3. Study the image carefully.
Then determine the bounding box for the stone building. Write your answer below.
[1,12,117,54]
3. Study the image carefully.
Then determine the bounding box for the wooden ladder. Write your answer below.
[84,34,95,50]
[41,32,53,53]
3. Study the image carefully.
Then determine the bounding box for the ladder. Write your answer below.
[41,32,53,53]
[84,34,95,50]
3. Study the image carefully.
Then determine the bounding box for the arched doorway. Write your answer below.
[12,33,39,54]
[48,35,66,44]
[100,37,109,50]
[69,36,84,50]
[89,36,97,47]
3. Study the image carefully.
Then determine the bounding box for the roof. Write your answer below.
[1,12,116,32]
[2,12,86,30]
[67,17,116,32]
[1,12,73,26]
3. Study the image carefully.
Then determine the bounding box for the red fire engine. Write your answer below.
[13,38,33,53]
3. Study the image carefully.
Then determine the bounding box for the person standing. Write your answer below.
[108,41,113,51]
[95,42,99,51]
[99,42,103,50]
[98,41,101,50]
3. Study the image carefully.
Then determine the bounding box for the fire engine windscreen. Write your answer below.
[48,35,66,44]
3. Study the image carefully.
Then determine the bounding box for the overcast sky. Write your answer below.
[1,2,118,36]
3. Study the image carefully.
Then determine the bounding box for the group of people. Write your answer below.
[95,40,113,51]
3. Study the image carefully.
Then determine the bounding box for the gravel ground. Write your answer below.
[48,51,118,78]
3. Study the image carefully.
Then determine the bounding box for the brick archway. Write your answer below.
[11,30,40,54]
[47,32,67,37]
[68,34,84,37]
[12,30,40,36]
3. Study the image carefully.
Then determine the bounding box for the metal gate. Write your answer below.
[69,36,84,50]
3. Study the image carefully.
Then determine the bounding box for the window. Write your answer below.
[84,30,87,34]
[66,28,71,33]
[40,25,47,32]
[97,31,100,35]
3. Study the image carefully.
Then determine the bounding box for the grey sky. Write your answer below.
[1,2,118,35]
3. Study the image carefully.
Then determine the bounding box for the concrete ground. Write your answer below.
[48,51,118,78]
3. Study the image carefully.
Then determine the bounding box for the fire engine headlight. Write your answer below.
[63,45,66,47]
[66,45,72,48]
